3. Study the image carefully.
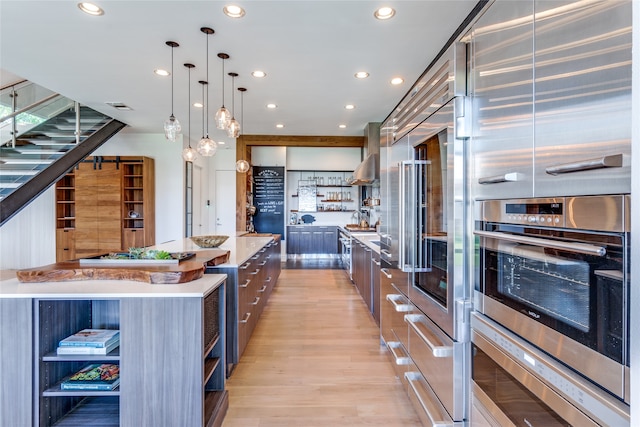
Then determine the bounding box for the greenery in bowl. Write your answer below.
[101,248,173,260]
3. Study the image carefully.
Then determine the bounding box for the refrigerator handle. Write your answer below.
[399,161,412,272]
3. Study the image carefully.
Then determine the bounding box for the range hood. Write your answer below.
[348,122,380,185]
[348,153,379,185]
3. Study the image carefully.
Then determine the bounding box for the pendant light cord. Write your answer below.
[187,65,191,147]
[201,83,205,137]
[221,57,225,107]
[205,33,210,137]
[170,46,175,116]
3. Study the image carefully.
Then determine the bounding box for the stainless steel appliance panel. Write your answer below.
[470,1,535,200]
[472,313,629,426]
[533,0,631,197]
[393,42,467,141]
[406,312,467,421]
[476,196,630,401]
[381,134,411,296]
[407,99,470,341]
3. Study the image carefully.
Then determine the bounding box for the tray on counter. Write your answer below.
[78,252,196,266]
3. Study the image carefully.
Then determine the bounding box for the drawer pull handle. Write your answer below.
[258,261,267,266]
[240,312,251,323]
[239,279,251,288]
[546,153,623,175]
[405,314,453,358]
[405,371,454,426]
[240,262,251,270]
[250,269,261,275]
[386,294,412,312]
[478,172,523,184]
[387,341,411,365]
[257,285,267,293]
[252,297,260,306]
[381,268,392,279]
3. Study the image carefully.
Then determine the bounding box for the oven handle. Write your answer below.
[474,230,606,257]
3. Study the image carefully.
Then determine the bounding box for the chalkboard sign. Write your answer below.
[252,166,285,238]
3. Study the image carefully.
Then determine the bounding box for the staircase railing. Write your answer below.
[0,80,126,226]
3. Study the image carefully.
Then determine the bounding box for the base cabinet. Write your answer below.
[207,236,281,375]
[1,279,227,427]
[286,226,337,255]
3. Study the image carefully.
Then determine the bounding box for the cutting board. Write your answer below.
[16,249,230,284]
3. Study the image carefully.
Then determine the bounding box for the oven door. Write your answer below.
[475,225,628,400]
[471,313,629,427]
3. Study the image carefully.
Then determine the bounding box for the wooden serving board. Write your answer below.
[16,249,230,284]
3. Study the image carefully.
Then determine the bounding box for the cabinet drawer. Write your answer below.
[405,312,466,420]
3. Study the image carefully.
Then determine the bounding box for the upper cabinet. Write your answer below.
[470,0,631,199]
[532,0,631,197]
[55,156,155,261]
[470,1,535,200]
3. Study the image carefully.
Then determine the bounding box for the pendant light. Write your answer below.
[227,72,240,138]
[182,63,198,162]
[164,41,181,141]
[214,53,231,130]
[236,87,250,173]
[197,27,217,156]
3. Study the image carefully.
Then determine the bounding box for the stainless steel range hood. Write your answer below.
[347,122,380,185]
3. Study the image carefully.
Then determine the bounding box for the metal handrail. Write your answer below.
[0,92,61,122]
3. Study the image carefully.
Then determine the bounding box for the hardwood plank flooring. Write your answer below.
[222,269,420,427]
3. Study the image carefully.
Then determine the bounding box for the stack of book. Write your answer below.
[61,363,120,391]
[57,329,120,355]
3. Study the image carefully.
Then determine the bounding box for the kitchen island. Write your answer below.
[0,273,228,427]
[150,234,281,375]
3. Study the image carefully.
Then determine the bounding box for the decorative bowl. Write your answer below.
[190,235,229,248]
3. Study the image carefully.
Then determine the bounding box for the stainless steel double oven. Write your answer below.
[473,196,631,425]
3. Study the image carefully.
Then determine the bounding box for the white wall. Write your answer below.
[0,187,55,270]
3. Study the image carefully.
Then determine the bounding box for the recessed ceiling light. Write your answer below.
[252,70,266,78]
[266,103,277,109]
[218,140,226,145]
[391,77,404,85]
[276,124,285,128]
[339,124,347,129]
[154,69,170,76]
[345,104,355,110]
[374,7,395,20]
[354,72,369,79]
[223,4,245,18]
[194,102,203,108]
[78,2,104,16]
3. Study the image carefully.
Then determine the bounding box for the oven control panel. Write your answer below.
[483,198,565,227]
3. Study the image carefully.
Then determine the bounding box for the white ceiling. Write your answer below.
[0,1,478,148]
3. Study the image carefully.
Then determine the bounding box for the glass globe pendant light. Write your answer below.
[236,87,250,173]
[164,41,181,141]
[215,53,231,130]
[227,72,240,138]
[182,63,198,162]
[197,27,217,156]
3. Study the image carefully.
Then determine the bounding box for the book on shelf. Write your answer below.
[57,339,119,355]
[58,329,120,348]
[61,363,120,391]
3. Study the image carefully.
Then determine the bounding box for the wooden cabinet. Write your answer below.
[206,237,281,375]
[351,236,380,323]
[1,277,227,427]
[55,156,155,261]
[286,225,338,255]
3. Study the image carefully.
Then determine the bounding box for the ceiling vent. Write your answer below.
[105,102,133,111]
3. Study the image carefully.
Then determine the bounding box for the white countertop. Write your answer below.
[150,235,275,267]
[344,229,381,254]
[0,273,227,299]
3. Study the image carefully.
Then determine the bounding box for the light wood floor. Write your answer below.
[222,268,420,427]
